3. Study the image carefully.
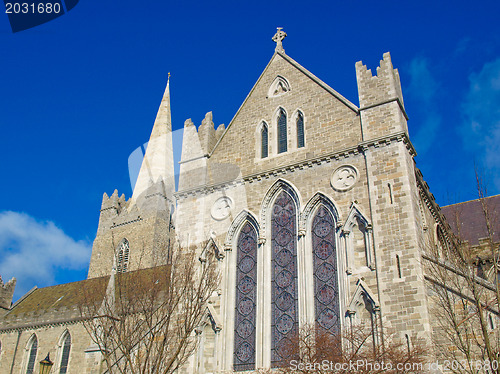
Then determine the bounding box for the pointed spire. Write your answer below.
[132,74,176,202]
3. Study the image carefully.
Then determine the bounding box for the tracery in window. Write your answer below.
[296,111,304,148]
[271,191,298,365]
[261,123,269,159]
[234,222,258,371]
[59,331,71,374]
[277,109,287,154]
[116,239,130,273]
[268,76,290,98]
[25,334,38,374]
[312,205,340,334]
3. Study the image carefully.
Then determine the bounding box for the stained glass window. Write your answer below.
[234,222,258,371]
[26,335,37,374]
[296,112,305,148]
[312,206,339,335]
[271,191,298,365]
[116,239,130,273]
[277,109,287,153]
[261,123,269,158]
[59,332,71,374]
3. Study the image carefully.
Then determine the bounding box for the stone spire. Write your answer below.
[272,27,287,53]
[132,73,175,201]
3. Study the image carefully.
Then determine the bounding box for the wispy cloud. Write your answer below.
[454,37,472,56]
[0,211,92,299]
[406,57,442,153]
[461,58,500,190]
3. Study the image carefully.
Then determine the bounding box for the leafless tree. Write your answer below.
[424,170,500,374]
[79,242,220,374]
[259,323,426,374]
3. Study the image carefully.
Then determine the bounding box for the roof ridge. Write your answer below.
[441,194,500,208]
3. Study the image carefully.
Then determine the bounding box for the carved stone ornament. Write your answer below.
[331,165,359,191]
[211,196,233,221]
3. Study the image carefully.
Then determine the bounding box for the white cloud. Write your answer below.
[461,58,500,190]
[406,57,442,153]
[0,211,92,298]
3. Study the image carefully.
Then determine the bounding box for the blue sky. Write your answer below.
[1,1,500,299]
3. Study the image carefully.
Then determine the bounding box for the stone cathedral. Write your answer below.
[1,30,497,373]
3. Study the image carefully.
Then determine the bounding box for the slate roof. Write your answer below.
[441,194,500,246]
[0,265,171,331]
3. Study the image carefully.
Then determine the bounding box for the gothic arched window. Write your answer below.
[296,111,305,148]
[116,239,130,273]
[59,331,71,374]
[312,205,340,334]
[25,334,38,374]
[261,123,269,159]
[234,222,258,371]
[277,109,287,154]
[271,191,298,365]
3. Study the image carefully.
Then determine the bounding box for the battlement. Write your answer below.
[101,189,128,215]
[181,112,225,162]
[355,52,408,139]
[0,276,16,310]
[355,52,404,108]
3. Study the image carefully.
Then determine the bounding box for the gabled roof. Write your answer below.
[0,265,171,331]
[441,195,500,246]
[0,276,108,330]
[209,51,359,157]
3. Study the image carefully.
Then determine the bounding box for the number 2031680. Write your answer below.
[5,2,61,14]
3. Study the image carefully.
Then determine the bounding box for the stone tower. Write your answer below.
[355,53,432,339]
[0,276,16,311]
[87,76,176,278]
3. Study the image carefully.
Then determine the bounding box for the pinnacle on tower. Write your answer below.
[132,73,176,202]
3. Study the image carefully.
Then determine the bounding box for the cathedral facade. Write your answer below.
[0,30,486,373]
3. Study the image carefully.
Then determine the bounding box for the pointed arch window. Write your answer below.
[296,111,305,148]
[271,191,298,365]
[116,239,130,273]
[312,205,340,334]
[277,109,287,154]
[234,222,258,371]
[261,123,269,159]
[59,331,71,374]
[25,334,38,374]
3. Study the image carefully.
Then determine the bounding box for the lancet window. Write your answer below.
[296,111,305,148]
[116,239,130,273]
[25,334,38,374]
[277,109,287,154]
[234,222,258,371]
[59,331,71,374]
[271,190,298,365]
[261,123,269,159]
[312,205,340,334]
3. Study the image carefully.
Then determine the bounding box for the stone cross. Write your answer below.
[272,27,287,53]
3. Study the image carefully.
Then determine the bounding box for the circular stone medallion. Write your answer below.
[211,196,233,220]
[330,165,359,191]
